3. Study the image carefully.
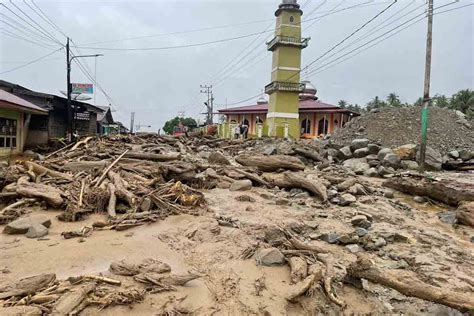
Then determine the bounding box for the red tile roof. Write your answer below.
[0,90,48,115]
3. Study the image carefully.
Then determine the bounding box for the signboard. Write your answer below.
[74,111,90,121]
[72,83,93,94]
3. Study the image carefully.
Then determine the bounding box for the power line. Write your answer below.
[0,48,62,74]
[29,0,68,38]
[0,26,55,48]
[0,12,59,44]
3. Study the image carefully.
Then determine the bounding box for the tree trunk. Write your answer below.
[383,176,474,206]
[16,177,64,207]
[124,151,180,161]
[347,254,474,312]
[294,148,327,163]
[235,154,305,172]
[263,172,327,202]
[107,171,134,205]
[24,161,73,181]
[107,183,117,217]
[51,283,96,315]
[62,161,108,172]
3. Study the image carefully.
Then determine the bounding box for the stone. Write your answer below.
[204,168,218,178]
[383,190,394,199]
[382,153,401,169]
[365,154,378,162]
[377,148,394,161]
[355,227,368,237]
[337,178,357,191]
[401,160,419,170]
[25,224,48,238]
[304,220,319,229]
[208,151,230,165]
[392,144,417,160]
[351,215,371,229]
[327,189,338,199]
[416,146,442,171]
[3,215,51,234]
[263,146,278,156]
[235,195,256,202]
[350,139,369,152]
[345,244,361,253]
[275,198,290,206]
[448,150,459,159]
[255,247,285,266]
[368,160,379,167]
[367,143,381,155]
[338,146,352,160]
[343,158,370,175]
[377,165,395,176]
[456,201,474,227]
[353,148,369,158]
[319,232,340,244]
[364,167,378,177]
[140,197,152,212]
[339,193,357,206]
[413,196,426,203]
[337,233,359,244]
[438,211,457,225]
[471,236,474,243]
[229,179,252,191]
[459,149,473,161]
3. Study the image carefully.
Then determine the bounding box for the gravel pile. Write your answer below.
[330,107,473,155]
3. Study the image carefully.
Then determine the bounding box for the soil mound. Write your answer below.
[330,107,473,155]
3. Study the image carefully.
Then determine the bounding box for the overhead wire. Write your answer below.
[29,0,68,38]
[0,12,59,45]
[0,26,55,48]
[0,47,62,74]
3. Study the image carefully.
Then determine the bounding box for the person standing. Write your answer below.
[234,124,241,140]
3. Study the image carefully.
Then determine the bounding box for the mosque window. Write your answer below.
[289,16,294,23]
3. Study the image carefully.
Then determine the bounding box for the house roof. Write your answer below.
[0,90,48,115]
[96,105,110,122]
[218,99,359,115]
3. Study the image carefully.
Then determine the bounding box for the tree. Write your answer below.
[338,100,348,108]
[386,93,401,107]
[450,89,474,115]
[432,94,450,108]
[163,116,197,135]
[366,96,386,110]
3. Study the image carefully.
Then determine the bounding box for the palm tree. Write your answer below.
[386,93,401,107]
[338,100,348,108]
[450,89,474,114]
[432,94,450,108]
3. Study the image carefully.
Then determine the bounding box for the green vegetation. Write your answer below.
[163,116,197,135]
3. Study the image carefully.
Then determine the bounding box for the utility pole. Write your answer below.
[419,0,434,170]
[200,84,213,125]
[130,112,135,134]
[66,37,72,140]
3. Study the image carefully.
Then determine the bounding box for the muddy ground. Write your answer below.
[1,170,473,315]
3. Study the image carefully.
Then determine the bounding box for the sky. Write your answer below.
[1,0,473,132]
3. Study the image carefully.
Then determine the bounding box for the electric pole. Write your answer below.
[419,0,434,170]
[200,84,213,125]
[66,37,72,139]
[130,112,135,134]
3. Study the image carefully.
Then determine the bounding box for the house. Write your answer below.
[96,105,116,135]
[0,80,103,146]
[0,90,48,157]
[217,81,359,138]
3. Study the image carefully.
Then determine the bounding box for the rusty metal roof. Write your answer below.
[0,89,48,115]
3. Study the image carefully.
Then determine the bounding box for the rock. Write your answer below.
[264,227,286,246]
[351,215,371,229]
[367,144,381,155]
[383,190,394,199]
[0,306,42,316]
[25,224,48,238]
[319,232,340,244]
[355,227,368,237]
[471,236,474,243]
[337,233,359,244]
[235,195,256,202]
[416,146,442,171]
[382,153,401,169]
[343,158,370,175]
[275,198,290,206]
[364,237,386,250]
[3,215,52,234]
[364,167,378,177]
[413,196,426,203]
[456,201,474,227]
[377,165,395,176]
[353,148,369,158]
[365,154,378,162]
[377,148,394,161]
[350,139,369,152]
[255,247,285,266]
[208,152,230,165]
[438,211,457,225]
[339,193,357,206]
[338,146,352,160]
[367,160,379,167]
[337,178,357,191]
[401,160,419,170]
[459,149,473,161]
[304,221,319,229]
[392,144,417,160]
[448,150,460,159]
[204,168,218,178]
[327,189,338,199]
[345,244,361,253]
[140,197,152,212]
[263,146,277,156]
[229,179,252,191]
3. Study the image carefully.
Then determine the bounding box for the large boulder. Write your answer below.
[363,167,378,177]
[255,248,285,266]
[459,149,473,161]
[401,160,419,170]
[353,148,369,158]
[350,139,370,152]
[208,152,230,165]
[25,224,49,238]
[378,165,395,176]
[343,158,370,175]
[338,146,352,160]
[393,144,417,160]
[377,148,394,161]
[229,179,252,191]
[3,215,51,234]
[417,146,442,171]
[382,153,401,169]
[367,144,381,155]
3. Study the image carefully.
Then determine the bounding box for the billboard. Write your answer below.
[72,83,93,94]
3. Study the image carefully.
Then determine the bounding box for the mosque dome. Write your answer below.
[299,80,318,100]
[257,96,268,104]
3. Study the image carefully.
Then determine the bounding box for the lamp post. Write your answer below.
[66,37,103,141]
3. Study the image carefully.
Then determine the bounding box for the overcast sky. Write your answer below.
[1,0,472,132]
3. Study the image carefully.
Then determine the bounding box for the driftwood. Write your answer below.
[107,171,134,205]
[235,154,305,172]
[62,161,108,172]
[288,236,329,254]
[456,201,474,227]
[347,254,474,312]
[232,168,270,187]
[383,176,474,206]
[134,273,199,287]
[24,161,73,181]
[70,136,93,151]
[0,273,56,299]
[51,283,96,315]
[0,198,35,213]
[263,172,327,202]
[294,148,327,163]
[288,256,308,284]
[107,183,117,217]
[44,142,75,159]
[124,151,180,162]
[286,272,322,302]
[16,177,64,207]
[94,150,129,188]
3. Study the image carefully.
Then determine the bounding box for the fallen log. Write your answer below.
[94,149,129,188]
[107,171,134,205]
[51,283,96,315]
[442,160,474,171]
[107,183,117,217]
[347,254,474,312]
[0,273,56,299]
[70,136,93,151]
[294,148,327,163]
[286,273,321,302]
[16,177,64,207]
[232,168,270,187]
[0,198,35,213]
[288,236,329,254]
[262,172,327,202]
[124,151,180,162]
[235,154,305,172]
[383,175,474,206]
[24,161,73,181]
[45,142,75,159]
[62,161,108,172]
